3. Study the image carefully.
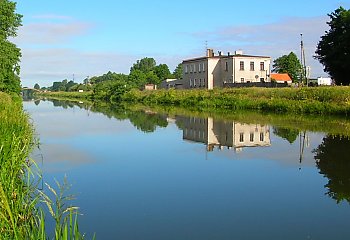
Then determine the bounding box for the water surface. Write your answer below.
[24,99,350,240]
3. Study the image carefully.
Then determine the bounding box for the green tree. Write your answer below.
[272,52,302,82]
[90,71,128,85]
[51,80,67,91]
[34,83,40,90]
[128,69,147,88]
[315,7,350,85]
[130,57,156,73]
[173,63,183,79]
[51,82,63,91]
[154,64,172,82]
[65,80,76,91]
[0,0,22,94]
[93,80,130,102]
[145,71,160,85]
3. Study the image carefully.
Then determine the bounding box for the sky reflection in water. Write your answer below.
[24,99,350,240]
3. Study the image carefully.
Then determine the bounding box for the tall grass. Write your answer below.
[0,92,90,239]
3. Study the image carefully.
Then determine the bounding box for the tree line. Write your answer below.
[36,58,183,101]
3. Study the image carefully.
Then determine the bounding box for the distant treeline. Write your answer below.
[35,57,183,101]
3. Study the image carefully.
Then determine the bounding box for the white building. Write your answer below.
[182,49,271,89]
[317,77,332,86]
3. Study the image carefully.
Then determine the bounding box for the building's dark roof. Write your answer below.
[182,54,270,63]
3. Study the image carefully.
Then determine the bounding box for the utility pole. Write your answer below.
[300,34,308,86]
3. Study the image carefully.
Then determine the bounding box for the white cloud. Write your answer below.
[19,48,138,87]
[19,47,185,87]
[15,21,92,45]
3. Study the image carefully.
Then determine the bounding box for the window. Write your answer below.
[203,79,206,87]
[260,132,264,141]
[199,79,202,87]
[225,61,228,71]
[241,78,245,83]
[194,79,197,87]
[198,63,201,72]
[239,133,244,142]
[260,78,265,82]
[240,61,244,71]
[185,65,188,74]
[193,64,196,73]
[202,63,206,72]
[250,133,254,142]
[260,62,265,71]
[250,62,254,71]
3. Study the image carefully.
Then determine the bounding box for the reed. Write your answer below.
[0,92,90,239]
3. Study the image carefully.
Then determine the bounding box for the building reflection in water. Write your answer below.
[176,116,271,152]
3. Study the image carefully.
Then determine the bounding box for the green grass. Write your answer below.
[122,86,350,115]
[35,91,93,101]
[0,92,90,239]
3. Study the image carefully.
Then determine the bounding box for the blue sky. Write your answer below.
[13,0,350,87]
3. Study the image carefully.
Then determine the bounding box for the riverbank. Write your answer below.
[0,92,86,239]
[35,90,92,101]
[0,92,36,238]
[123,87,350,115]
[37,86,350,116]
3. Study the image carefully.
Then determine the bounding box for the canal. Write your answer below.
[24,99,350,240]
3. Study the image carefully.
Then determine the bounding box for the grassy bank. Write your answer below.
[0,92,86,239]
[35,91,92,101]
[0,92,36,238]
[123,86,350,115]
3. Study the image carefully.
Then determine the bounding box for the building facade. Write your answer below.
[182,49,271,89]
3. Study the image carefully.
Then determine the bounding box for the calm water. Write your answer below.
[24,99,350,240]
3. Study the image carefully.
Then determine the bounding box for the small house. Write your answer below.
[317,77,332,86]
[144,84,157,91]
[271,73,292,85]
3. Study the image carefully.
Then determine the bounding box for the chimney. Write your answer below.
[235,50,243,55]
[218,51,222,56]
[206,48,214,57]
[228,52,231,56]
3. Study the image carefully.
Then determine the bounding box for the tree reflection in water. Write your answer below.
[273,127,299,144]
[314,135,350,203]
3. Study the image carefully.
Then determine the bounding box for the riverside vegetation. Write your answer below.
[122,87,350,115]
[0,92,88,239]
[37,86,350,116]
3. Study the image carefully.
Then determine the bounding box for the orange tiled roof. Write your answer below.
[271,73,292,81]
